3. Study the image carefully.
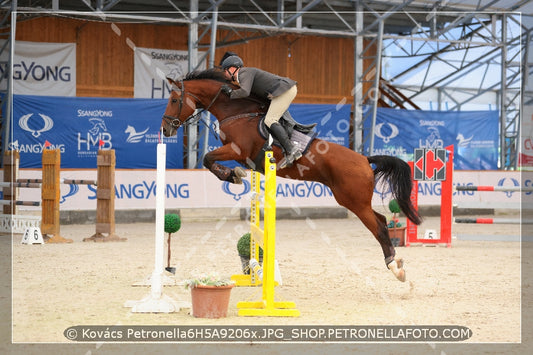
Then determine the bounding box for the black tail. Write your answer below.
[368,155,422,225]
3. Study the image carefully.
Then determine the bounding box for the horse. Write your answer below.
[161,68,422,282]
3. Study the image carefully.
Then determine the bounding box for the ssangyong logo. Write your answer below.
[375,122,399,143]
[60,184,79,203]
[498,177,520,198]
[19,113,54,137]
[222,180,251,201]
[373,181,392,200]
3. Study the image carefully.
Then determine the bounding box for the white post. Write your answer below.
[151,143,166,298]
[124,143,190,312]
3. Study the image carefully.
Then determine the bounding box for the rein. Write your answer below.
[219,112,264,126]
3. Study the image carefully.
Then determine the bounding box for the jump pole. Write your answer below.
[41,149,122,243]
[1,151,41,233]
[1,149,120,240]
[455,186,532,192]
[124,142,190,313]
[454,217,531,224]
[236,150,299,317]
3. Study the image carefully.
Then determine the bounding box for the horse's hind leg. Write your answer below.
[335,194,406,282]
[371,209,406,282]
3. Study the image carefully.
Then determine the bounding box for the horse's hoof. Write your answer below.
[396,268,406,282]
[388,258,406,282]
[231,167,247,184]
[234,167,246,178]
[395,257,404,270]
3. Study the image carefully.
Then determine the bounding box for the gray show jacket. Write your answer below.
[229,67,297,100]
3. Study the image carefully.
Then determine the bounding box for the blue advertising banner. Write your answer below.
[11,95,351,169]
[205,103,352,168]
[11,95,183,169]
[363,107,499,170]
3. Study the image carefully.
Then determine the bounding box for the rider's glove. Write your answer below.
[221,85,233,96]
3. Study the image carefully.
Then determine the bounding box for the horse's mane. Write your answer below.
[184,68,229,83]
[182,67,267,107]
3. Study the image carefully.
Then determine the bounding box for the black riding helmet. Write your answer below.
[221,55,243,70]
[219,51,238,66]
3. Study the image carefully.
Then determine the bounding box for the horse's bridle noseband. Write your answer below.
[162,79,224,131]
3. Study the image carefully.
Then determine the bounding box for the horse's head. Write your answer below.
[161,77,199,137]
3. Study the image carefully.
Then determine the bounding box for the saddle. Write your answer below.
[258,110,317,137]
[252,111,318,172]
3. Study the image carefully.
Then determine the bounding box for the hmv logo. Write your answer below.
[10,60,72,82]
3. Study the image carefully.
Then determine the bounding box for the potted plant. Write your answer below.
[237,232,263,274]
[388,199,406,247]
[185,273,235,318]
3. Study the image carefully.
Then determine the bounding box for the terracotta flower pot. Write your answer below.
[388,226,407,247]
[190,284,234,318]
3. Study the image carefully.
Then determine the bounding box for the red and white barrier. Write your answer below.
[455,185,531,192]
[454,218,529,224]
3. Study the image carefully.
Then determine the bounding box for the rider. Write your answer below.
[219,55,302,168]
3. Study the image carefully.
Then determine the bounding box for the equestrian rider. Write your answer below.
[220,55,302,168]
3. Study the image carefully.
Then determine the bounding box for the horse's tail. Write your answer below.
[367,155,422,225]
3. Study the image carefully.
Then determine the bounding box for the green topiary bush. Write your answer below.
[387,199,403,228]
[237,232,263,258]
[164,213,181,234]
[388,199,401,213]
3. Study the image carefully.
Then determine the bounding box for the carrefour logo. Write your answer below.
[19,113,54,137]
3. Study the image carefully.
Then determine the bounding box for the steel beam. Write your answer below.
[369,20,384,156]
[353,6,363,152]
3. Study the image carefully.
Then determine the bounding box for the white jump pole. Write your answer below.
[125,143,190,312]
[153,142,166,296]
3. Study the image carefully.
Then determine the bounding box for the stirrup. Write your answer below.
[278,148,302,169]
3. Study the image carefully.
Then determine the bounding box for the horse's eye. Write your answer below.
[172,98,178,103]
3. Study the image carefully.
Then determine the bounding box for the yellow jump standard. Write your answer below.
[231,162,264,287]
[236,151,300,317]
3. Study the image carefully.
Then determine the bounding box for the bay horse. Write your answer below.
[161,68,422,282]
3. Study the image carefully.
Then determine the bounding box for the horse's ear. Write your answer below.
[167,77,177,86]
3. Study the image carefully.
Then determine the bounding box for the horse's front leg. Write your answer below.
[203,143,247,184]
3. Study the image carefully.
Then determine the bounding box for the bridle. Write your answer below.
[162,79,224,131]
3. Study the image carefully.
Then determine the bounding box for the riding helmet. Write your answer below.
[219,51,238,66]
[221,55,244,69]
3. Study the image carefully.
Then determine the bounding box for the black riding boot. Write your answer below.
[268,122,302,168]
